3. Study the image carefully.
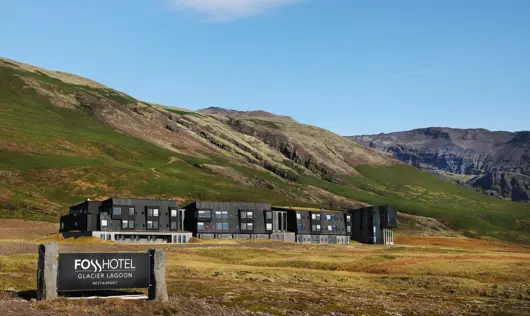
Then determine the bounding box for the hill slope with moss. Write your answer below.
[0,57,528,242]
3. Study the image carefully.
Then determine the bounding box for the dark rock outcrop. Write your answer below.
[347,128,530,202]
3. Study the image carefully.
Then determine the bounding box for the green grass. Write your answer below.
[0,65,303,216]
[1,63,529,243]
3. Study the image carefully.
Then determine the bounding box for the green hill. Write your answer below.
[0,57,528,243]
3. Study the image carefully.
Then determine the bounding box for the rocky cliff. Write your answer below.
[347,128,530,201]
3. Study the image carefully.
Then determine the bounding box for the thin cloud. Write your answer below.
[168,0,299,22]
[392,66,461,78]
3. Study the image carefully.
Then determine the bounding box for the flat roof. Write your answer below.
[272,206,345,213]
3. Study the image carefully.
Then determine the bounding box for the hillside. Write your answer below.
[348,128,530,202]
[0,57,529,243]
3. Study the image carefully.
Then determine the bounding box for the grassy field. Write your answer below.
[1,58,529,244]
[0,219,529,316]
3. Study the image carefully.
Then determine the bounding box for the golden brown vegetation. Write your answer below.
[0,220,528,315]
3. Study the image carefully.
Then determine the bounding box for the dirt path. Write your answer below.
[150,157,180,174]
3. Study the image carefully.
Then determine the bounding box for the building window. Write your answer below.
[101,220,108,228]
[129,207,135,216]
[328,225,332,231]
[216,223,229,230]
[245,211,252,218]
[296,213,301,220]
[129,221,135,229]
[326,215,331,220]
[346,215,351,222]
[297,224,303,231]
[265,212,272,220]
[113,207,121,216]
[266,223,273,231]
[74,222,78,228]
[347,226,351,233]
[215,211,222,218]
[241,223,247,230]
[317,224,321,231]
[171,209,177,217]
[122,220,128,229]
[60,222,64,230]
[147,208,159,217]
[247,222,253,230]
[171,222,177,230]
[197,222,205,231]
[332,226,337,231]
[147,221,153,228]
[241,211,247,219]
[198,210,211,219]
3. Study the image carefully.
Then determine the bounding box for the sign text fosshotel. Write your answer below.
[58,253,150,291]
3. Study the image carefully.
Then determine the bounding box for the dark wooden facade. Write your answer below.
[346,205,397,244]
[60,198,183,233]
[183,201,272,237]
[60,198,397,245]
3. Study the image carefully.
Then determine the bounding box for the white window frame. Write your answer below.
[311,214,316,220]
[128,220,135,229]
[316,224,321,231]
[171,209,177,217]
[153,208,159,217]
[328,225,332,231]
[147,220,153,229]
[223,211,229,218]
[247,222,253,230]
[246,211,252,218]
[326,215,331,220]
[101,219,108,228]
[122,220,129,229]
[216,211,222,218]
[241,223,247,230]
[197,222,205,231]
[296,213,301,220]
[266,223,273,230]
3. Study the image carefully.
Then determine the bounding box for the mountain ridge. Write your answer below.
[347,127,530,201]
[1,57,529,243]
[197,106,296,121]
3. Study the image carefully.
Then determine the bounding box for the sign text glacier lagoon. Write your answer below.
[57,253,150,291]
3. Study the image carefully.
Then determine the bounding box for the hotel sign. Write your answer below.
[57,253,150,291]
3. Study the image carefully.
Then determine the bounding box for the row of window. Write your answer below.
[197,222,273,231]
[101,220,178,230]
[113,207,135,216]
[198,210,256,219]
[112,207,181,217]
[304,213,351,221]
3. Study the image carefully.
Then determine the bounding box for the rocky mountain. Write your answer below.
[1,57,529,242]
[198,107,295,121]
[347,128,530,201]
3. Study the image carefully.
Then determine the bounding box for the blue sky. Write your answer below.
[1,0,529,135]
